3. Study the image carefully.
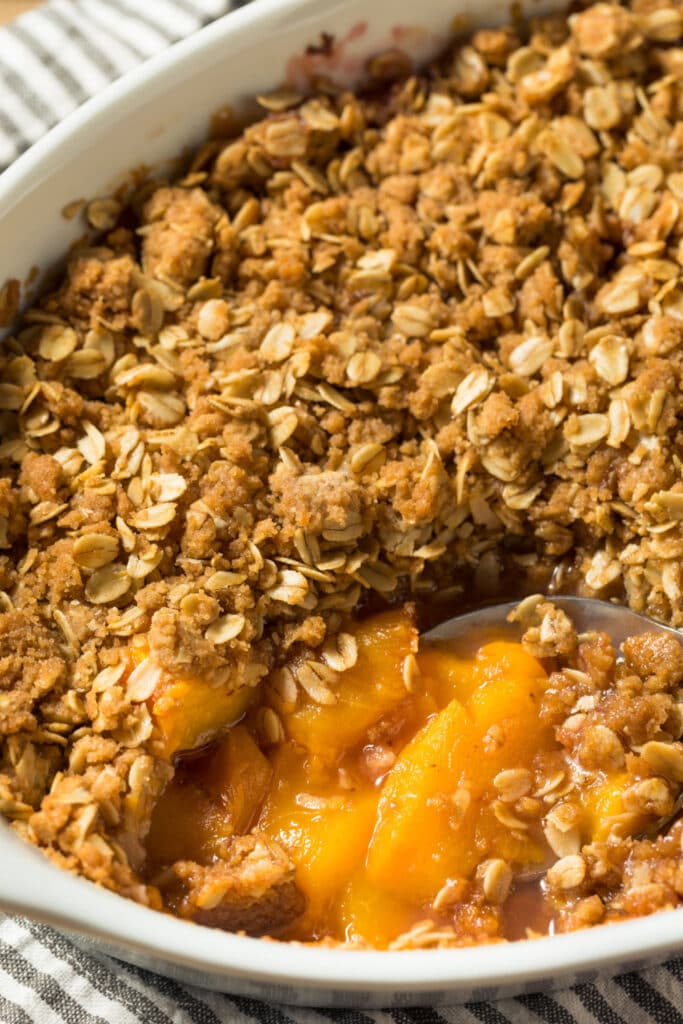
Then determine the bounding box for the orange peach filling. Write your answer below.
[142,610,665,945]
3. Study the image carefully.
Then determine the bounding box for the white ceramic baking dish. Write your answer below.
[1,0,682,1006]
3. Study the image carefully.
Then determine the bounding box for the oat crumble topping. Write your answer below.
[2,0,683,946]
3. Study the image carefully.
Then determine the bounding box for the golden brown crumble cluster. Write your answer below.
[1,0,683,941]
[522,601,683,936]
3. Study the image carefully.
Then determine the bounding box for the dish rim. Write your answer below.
[3,827,683,993]
[1,0,682,996]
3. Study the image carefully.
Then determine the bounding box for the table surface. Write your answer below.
[0,1,36,24]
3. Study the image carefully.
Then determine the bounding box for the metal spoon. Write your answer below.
[423,594,683,653]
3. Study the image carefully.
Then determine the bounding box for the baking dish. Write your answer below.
[1,0,683,1005]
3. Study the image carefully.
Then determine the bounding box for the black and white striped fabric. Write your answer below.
[0,0,235,169]
[2,912,683,1024]
[2,3,683,1021]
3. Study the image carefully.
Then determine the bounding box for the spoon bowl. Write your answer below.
[424,594,683,654]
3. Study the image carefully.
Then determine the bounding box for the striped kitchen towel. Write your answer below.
[3,909,683,1023]
[2,2,683,1022]
[0,0,236,169]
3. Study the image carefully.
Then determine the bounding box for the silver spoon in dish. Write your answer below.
[423,594,683,651]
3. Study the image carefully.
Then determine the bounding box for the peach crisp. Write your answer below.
[3,0,683,950]
[142,604,683,946]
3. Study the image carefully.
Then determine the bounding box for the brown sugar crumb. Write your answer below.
[169,835,305,935]
[2,0,683,948]
[141,187,225,286]
[0,611,67,736]
[622,631,683,688]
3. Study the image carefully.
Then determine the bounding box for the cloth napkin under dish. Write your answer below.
[1,2,683,1021]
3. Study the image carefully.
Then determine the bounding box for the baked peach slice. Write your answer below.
[257,743,379,934]
[126,638,255,759]
[146,725,272,868]
[277,609,419,763]
[366,643,553,904]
